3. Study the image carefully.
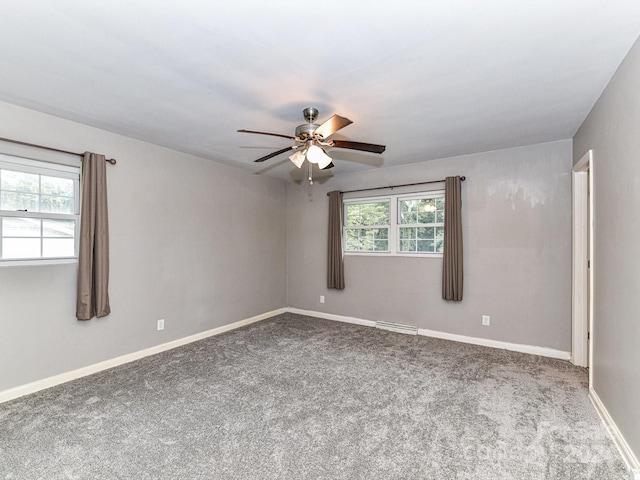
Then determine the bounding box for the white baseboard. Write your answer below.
[589,387,640,478]
[0,308,286,404]
[417,327,570,360]
[288,308,570,360]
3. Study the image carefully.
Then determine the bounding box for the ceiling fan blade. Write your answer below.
[330,140,386,154]
[313,115,353,139]
[254,146,297,163]
[320,161,335,170]
[238,129,296,140]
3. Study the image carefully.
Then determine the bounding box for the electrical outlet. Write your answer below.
[482,315,490,326]
[157,319,165,331]
[320,295,325,304]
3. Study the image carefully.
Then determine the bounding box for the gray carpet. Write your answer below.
[0,313,628,479]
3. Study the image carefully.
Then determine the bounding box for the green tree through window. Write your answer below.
[345,201,390,252]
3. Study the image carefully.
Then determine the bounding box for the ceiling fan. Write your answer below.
[238,107,385,184]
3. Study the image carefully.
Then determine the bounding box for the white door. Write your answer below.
[571,150,593,373]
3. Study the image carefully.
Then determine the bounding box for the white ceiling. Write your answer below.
[0,0,639,182]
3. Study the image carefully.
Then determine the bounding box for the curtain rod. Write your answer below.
[0,136,117,164]
[327,176,465,196]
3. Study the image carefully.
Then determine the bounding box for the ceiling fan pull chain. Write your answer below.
[308,163,313,185]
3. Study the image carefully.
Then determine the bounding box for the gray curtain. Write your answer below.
[442,176,463,301]
[76,152,111,320]
[327,190,345,290]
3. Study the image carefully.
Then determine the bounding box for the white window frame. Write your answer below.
[343,190,445,257]
[343,195,391,254]
[0,153,80,267]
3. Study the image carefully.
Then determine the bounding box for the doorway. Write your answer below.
[571,150,593,380]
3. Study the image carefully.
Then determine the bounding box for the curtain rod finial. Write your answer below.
[106,158,117,165]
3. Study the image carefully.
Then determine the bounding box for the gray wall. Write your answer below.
[0,101,576,397]
[287,140,573,351]
[0,101,287,393]
[573,37,640,460]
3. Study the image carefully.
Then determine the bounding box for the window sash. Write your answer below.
[344,197,391,253]
[397,193,444,254]
[344,225,390,252]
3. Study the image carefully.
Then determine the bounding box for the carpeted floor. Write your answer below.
[0,313,628,479]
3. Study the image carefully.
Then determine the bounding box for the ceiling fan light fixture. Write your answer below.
[306,144,332,169]
[289,150,306,168]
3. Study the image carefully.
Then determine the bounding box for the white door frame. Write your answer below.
[571,150,593,377]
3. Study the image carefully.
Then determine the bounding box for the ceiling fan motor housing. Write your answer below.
[295,123,320,139]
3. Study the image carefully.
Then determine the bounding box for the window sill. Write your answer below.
[344,252,443,258]
[0,258,78,268]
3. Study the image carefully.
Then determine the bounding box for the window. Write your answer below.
[0,154,80,265]
[344,200,390,252]
[398,195,444,253]
[344,191,444,256]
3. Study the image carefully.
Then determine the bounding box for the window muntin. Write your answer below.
[344,191,444,256]
[0,154,80,265]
